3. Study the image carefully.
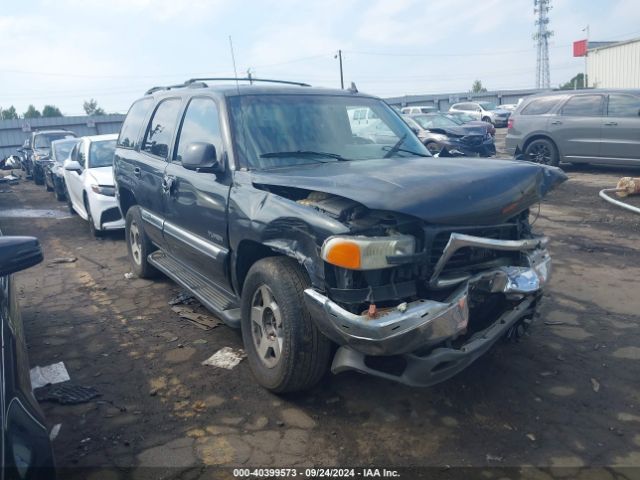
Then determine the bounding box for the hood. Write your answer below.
[492,109,511,115]
[251,157,567,225]
[87,166,115,186]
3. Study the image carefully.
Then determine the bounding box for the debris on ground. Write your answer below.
[49,424,62,441]
[30,361,71,389]
[35,384,100,405]
[591,378,601,392]
[171,305,222,330]
[168,291,195,306]
[201,347,246,369]
[544,320,565,326]
[485,454,503,462]
[46,257,78,267]
[124,272,134,279]
[193,339,208,345]
[0,175,19,185]
[526,433,537,442]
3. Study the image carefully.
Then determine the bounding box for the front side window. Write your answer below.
[118,98,153,149]
[174,97,222,162]
[142,98,182,159]
[89,139,117,168]
[228,94,430,170]
[413,114,458,129]
[561,95,604,116]
[607,94,640,117]
[478,102,497,111]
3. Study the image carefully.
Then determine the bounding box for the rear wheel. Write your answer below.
[66,189,76,214]
[125,206,158,278]
[482,116,492,124]
[34,170,44,185]
[425,141,441,156]
[525,138,559,167]
[241,257,332,393]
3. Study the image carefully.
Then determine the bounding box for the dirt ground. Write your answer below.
[1,145,640,478]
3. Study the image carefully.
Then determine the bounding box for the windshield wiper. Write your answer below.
[260,150,350,161]
[383,135,430,158]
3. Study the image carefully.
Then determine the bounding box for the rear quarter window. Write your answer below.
[520,97,562,115]
[118,98,154,149]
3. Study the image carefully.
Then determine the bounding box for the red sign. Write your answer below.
[573,39,588,57]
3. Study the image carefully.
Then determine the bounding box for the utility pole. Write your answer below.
[582,25,590,88]
[533,0,553,89]
[335,50,344,89]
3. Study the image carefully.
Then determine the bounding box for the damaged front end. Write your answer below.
[250,159,566,387]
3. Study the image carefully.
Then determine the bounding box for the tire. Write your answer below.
[45,178,53,192]
[66,190,76,214]
[241,257,332,393]
[524,138,559,167]
[34,171,44,185]
[482,116,492,124]
[85,197,104,238]
[125,206,158,278]
[425,142,441,156]
[55,188,66,202]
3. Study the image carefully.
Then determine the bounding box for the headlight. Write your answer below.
[91,184,116,196]
[321,234,415,270]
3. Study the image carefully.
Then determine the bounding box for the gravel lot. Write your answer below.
[1,143,640,478]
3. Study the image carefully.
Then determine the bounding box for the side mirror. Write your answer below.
[64,160,82,172]
[0,237,43,276]
[181,142,223,172]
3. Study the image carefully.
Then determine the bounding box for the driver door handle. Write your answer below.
[550,120,562,125]
[604,121,618,126]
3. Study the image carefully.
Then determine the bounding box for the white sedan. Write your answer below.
[63,134,124,236]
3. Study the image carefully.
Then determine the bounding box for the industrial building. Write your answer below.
[586,37,640,88]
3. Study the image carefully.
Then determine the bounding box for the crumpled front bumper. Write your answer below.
[303,234,551,386]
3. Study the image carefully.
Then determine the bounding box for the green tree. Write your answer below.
[1,105,18,120]
[470,80,488,93]
[83,98,105,116]
[559,73,585,90]
[23,104,41,118]
[42,105,63,117]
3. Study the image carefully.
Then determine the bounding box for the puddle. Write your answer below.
[0,208,72,219]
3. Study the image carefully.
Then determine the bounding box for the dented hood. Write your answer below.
[251,157,567,225]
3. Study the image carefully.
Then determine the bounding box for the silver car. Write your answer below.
[448,101,511,127]
[505,89,640,167]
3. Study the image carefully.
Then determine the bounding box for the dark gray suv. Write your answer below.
[114,78,565,392]
[506,89,640,166]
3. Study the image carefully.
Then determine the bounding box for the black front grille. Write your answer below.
[100,207,122,225]
[427,224,519,274]
[461,135,483,146]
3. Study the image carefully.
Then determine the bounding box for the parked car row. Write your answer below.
[399,101,513,127]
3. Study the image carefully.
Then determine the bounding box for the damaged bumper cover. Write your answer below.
[303,235,551,386]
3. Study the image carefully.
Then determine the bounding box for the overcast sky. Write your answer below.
[1,0,639,116]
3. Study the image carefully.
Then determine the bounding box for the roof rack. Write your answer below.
[144,77,310,95]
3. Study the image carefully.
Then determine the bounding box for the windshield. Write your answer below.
[447,112,475,124]
[412,114,458,129]
[228,94,430,169]
[88,139,116,168]
[53,139,80,164]
[34,133,76,149]
[402,116,422,130]
[478,102,498,111]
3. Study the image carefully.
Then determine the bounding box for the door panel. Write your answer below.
[163,96,232,290]
[135,97,183,246]
[600,93,640,161]
[65,142,86,214]
[550,94,604,160]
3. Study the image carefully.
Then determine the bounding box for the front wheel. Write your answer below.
[85,199,104,238]
[525,138,559,166]
[125,206,158,278]
[34,170,44,185]
[425,141,441,156]
[241,257,332,393]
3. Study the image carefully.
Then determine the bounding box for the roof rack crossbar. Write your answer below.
[185,77,310,87]
[144,83,188,95]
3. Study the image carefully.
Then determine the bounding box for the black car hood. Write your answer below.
[251,157,567,225]
[431,125,486,137]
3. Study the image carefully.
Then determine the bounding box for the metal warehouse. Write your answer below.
[587,37,640,88]
[0,114,125,159]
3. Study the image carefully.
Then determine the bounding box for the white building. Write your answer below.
[586,37,640,89]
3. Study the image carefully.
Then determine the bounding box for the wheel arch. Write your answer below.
[522,134,560,158]
[118,187,138,218]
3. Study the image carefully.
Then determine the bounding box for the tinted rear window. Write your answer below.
[561,95,604,116]
[521,97,562,115]
[118,98,153,149]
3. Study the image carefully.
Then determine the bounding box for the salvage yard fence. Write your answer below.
[0,114,125,159]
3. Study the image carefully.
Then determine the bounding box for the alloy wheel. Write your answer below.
[529,143,552,165]
[250,285,284,369]
[129,221,142,265]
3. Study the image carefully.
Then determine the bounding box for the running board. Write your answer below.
[148,250,241,328]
